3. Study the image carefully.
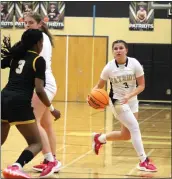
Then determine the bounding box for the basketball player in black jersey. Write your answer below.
[1,29,60,178]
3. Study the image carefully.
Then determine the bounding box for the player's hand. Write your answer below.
[3,36,11,49]
[121,94,131,104]
[51,109,61,121]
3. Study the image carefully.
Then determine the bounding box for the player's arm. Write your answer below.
[1,36,12,68]
[1,57,12,69]
[93,64,109,90]
[87,65,108,106]
[128,75,145,98]
[122,60,145,104]
[34,56,61,120]
[93,78,106,90]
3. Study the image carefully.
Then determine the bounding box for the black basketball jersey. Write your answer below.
[2,50,46,100]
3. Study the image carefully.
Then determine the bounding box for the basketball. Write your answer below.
[88,89,109,109]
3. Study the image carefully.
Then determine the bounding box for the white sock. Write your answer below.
[12,163,22,170]
[44,152,54,162]
[114,104,147,162]
[98,134,106,143]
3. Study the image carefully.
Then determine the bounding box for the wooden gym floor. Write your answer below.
[1,102,171,178]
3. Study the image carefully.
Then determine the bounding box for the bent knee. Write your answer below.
[122,134,131,140]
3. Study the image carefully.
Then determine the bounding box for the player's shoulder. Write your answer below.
[104,59,115,70]
[35,55,45,62]
[128,56,140,65]
[107,59,115,66]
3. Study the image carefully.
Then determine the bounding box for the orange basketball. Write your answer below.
[89,89,109,109]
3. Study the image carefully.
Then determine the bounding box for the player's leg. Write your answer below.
[32,93,60,177]
[41,108,56,157]
[1,94,11,145]
[105,124,131,141]
[93,102,141,153]
[32,93,53,160]
[40,109,61,172]
[2,122,42,179]
[1,121,10,145]
[92,101,157,171]
[132,110,157,172]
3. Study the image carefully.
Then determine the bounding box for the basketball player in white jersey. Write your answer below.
[91,40,157,172]
[24,12,61,178]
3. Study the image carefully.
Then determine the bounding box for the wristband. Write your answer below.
[49,104,54,112]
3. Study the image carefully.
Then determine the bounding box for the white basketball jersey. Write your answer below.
[40,33,57,93]
[100,57,144,102]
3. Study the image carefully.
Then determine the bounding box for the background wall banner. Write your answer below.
[40,1,65,29]
[14,2,39,29]
[129,1,154,31]
[1,2,14,28]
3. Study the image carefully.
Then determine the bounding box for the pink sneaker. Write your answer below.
[92,132,104,155]
[137,158,157,172]
[40,160,62,178]
[32,159,48,172]
[2,165,31,178]
[33,159,61,173]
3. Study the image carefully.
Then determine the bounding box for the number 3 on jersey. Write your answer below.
[16,60,26,74]
[123,82,129,88]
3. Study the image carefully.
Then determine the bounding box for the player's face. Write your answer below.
[112,43,128,60]
[50,4,56,9]
[24,16,42,30]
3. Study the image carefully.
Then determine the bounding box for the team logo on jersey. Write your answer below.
[110,74,136,83]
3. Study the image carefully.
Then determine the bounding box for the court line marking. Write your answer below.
[125,149,155,178]
[2,106,164,176]
[54,108,164,176]
[139,109,164,125]
[58,150,93,171]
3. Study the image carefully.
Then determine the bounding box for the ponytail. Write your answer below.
[41,21,54,47]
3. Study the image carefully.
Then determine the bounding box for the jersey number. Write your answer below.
[123,82,129,88]
[16,60,26,74]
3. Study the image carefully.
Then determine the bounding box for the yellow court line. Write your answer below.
[67,132,171,139]
[142,135,171,139]
[67,132,171,145]
[67,132,91,136]
[125,140,171,145]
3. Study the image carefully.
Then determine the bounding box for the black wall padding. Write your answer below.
[151,45,171,100]
[127,44,171,101]
[65,1,171,19]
